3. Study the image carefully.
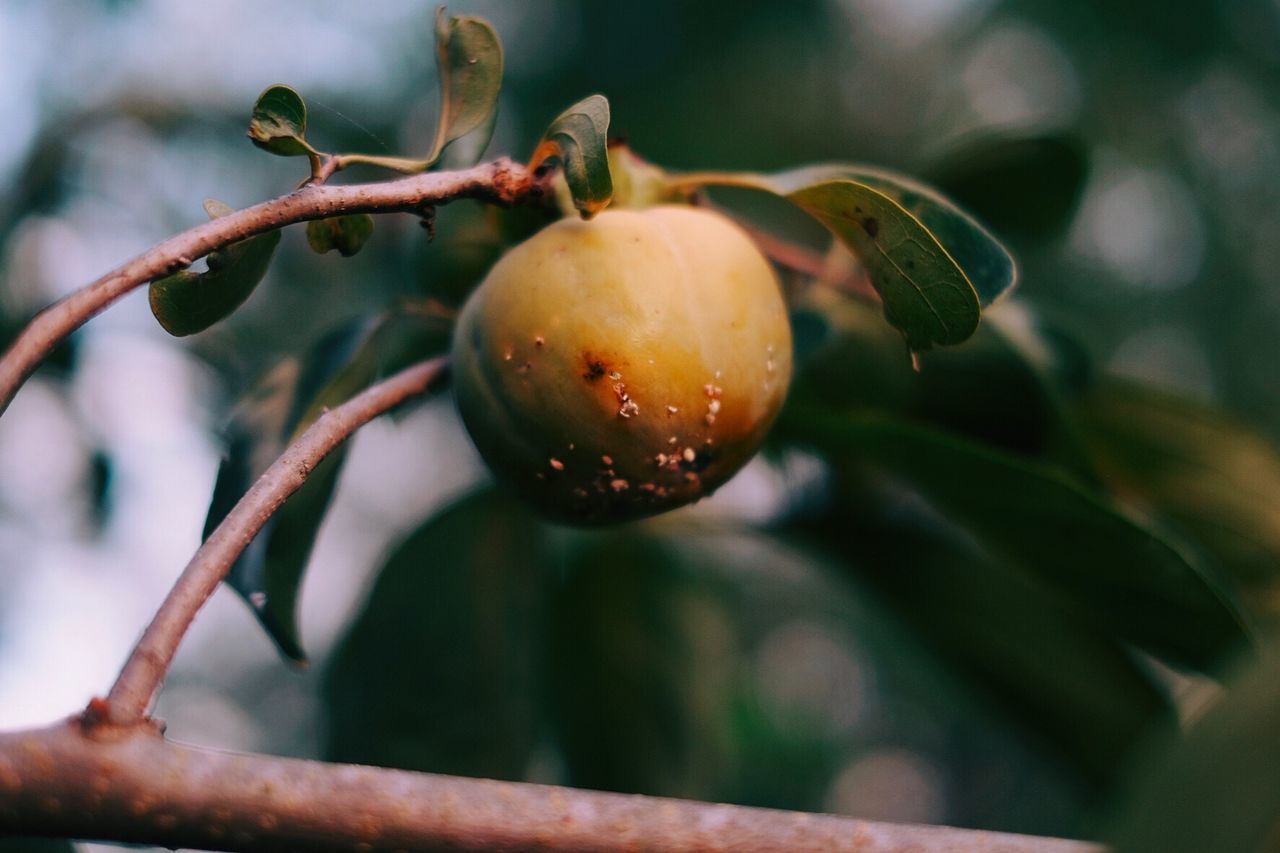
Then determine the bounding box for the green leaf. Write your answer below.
[1079,383,1280,592]
[425,8,503,166]
[786,413,1252,672]
[211,311,452,661]
[247,84,316,157]
[544,528,737,797]
[323,489,548,778]
[681,165,1016,349]
[787,508,1174,784]
[930,133,1088,242]
[148,200,281,337]
[529,94,613,218]
[1108,642,1280,853]
[305,213,375,257]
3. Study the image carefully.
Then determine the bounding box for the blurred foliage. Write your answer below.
[6,1,1280,849]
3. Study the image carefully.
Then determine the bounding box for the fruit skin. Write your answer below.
[452,204,792,525]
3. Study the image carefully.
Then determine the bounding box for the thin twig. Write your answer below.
[0,720,1099,853]
[104,356,450,724]
[0,158,536,417]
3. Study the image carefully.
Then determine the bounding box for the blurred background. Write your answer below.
[3,1,1280,851]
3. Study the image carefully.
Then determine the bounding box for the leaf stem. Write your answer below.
[105,356,450,723]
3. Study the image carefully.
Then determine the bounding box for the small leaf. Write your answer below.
[247,84,316,157]
[786,412,1252,672]
[211,311,452,660]
[324,489,548,777]
[425,8,503,166]
[305,213,375,257]
[148,200,281,336]
[529,94,613,218]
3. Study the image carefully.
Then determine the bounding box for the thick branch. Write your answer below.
[0,721,1097,853]
[105,356,450,724]
[0,158,534,417]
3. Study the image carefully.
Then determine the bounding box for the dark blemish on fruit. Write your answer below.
[861,217,879,239]
[582,356,606,382]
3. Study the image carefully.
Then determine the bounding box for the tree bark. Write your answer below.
[0,720,1098,853]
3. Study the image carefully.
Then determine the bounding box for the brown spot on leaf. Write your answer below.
[861,217,880,239]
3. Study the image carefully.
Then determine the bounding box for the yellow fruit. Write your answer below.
[451,204,792,524]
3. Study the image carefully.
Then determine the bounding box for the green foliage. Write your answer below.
[544,530,738,797]
[324,490,547,777]
[1109,640,1280,852]
[246,84,316,158]
[929,134,1089,244]
[785,413,1249,672]
[211,310,451,661]
[529,94,614,218]
[306,214,375,257]
[681,165,1015,349]
[1079,384,1280,593]
[426,8,503,166]
[148,199,282,336]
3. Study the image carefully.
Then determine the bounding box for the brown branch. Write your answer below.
[104,356,450,724]
[0,720,1098,853]
[0,158,536,418]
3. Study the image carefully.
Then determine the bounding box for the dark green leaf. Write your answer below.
[1079,383,1280,591]
[683,165,1016,348]
[931,134,1089,242]
[786,293,1096,481]
[323,490,548,778]
[426,8,503,166]
[1110,642,1280,853]
[247,84,315,157]
[529,94,613,218]
[787,508,1174,784]
[786,413,1251,672]
[148,200,281,337]
[545,529,736,797]
[212,311,452,661]
[305,213,375,257]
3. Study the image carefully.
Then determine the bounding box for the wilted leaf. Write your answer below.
[211,311,452,660]
[323,490,548,778]
[425,8,503,166]
[931,133,1088,242]
[247,84,316,157]
[305,213,375,257]
[1079,383,1280,591]
[529,94,613,218]
[786,412,1251,672]
[148,200,281,337]
[1109,641,1280,853]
